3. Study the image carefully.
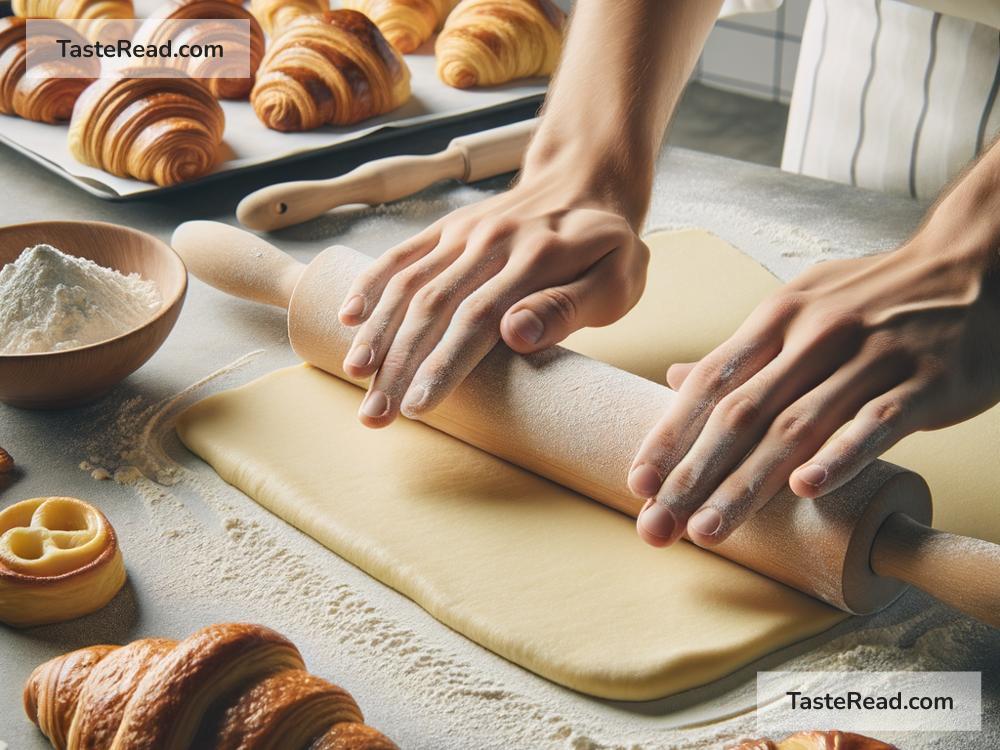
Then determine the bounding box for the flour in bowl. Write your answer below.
[0,244,162,355]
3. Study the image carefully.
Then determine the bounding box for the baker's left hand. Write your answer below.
[336,170,649,428]
[629,233,1000,549]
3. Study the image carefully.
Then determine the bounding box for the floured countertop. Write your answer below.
[0,117,997,749]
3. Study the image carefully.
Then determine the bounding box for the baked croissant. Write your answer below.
[68,67,225,186]
[341,0,456,53]
[12,0,133,20]
[0,497,126,628]
[730,731,898,750]
[24,623,399,750]
[0,18,99,123]
[251,9,411,131]
[133,0,266,100]
[435,0,564,88]
[251,0,328,37]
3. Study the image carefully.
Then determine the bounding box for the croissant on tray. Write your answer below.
[25,622,399,750]
[341,0,456,53]
[0,18,99,123]
[435,0,564,88]
[68,67,225,186]
[251,9,411,132]
[133,0,266,100]
[12,0,133,20]
[730,730,898,750]
[251,0,328,37]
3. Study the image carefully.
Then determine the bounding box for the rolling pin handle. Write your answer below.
[170,221,304,310]
[237,150,465,232]
[236,118,538,232]
[871,513,1000,627]
[452,117,537,183]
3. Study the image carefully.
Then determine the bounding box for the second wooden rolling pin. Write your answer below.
[172,221,1000,627]
[237,119,537,232]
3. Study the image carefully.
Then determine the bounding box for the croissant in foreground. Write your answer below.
[342,0,457,54]
[12,0,133,19]
[435,0,564,88]
[68,68,225,186]
[0,18,99,123]
[24,622,399,750]
[730,730,898,749]
[251,10,411,132]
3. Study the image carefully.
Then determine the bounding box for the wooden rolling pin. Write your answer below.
[172,221,1000,627]
[237,118,537,232]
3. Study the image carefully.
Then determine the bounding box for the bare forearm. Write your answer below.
[915,137,1000,275]
[523,0,724,226]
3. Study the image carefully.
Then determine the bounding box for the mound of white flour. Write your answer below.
[0,244,161,354]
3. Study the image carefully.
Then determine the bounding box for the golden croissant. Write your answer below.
[341,0,456,54]
[12,0,133,20]
[730,731,898,750]
[435,0,564,88]
[251,0,327,37]
[68,68,225,186]
[251,9,411,132]
[0,497,126,628]
[0,18,99,123]
[24,623,399,750]
[133,0,266,100]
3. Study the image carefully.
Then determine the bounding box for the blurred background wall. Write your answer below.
[697,0,809,104]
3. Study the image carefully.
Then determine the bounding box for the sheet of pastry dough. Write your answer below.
[177,230,999,700]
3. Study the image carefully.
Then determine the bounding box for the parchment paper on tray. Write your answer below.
[0,52,546,199]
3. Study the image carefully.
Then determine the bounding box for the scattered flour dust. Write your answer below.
[62,353,997,750]
[0,244,161,355]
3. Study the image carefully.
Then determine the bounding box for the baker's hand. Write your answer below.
[630,235,1000,548]
[338,176,649,427]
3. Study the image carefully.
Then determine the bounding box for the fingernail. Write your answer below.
[797,464,827,487]
[361,390,389,419]
[637,501,676,541]
[509,309,544,345]
[340,295,365,318]
[689,507,722,537]
[345,344,373,370]
[628,464,663,497]
[401,384,427,418]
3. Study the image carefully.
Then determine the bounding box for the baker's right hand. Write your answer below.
[337,169,649,428]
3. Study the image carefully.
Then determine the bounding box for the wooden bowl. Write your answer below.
[0,221,187,409]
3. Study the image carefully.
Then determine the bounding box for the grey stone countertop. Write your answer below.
[1,111,996,750]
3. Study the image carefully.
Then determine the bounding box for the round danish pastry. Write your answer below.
[0,497,126,627]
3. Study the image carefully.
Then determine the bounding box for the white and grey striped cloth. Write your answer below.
[724,0,1000,199]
